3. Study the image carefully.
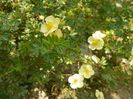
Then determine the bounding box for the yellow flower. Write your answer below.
[68,74,84,89]
[40,15,60,36]
[88,36,104,50]
[79,64,95,79]
[88,31,106,50]
[50,29,63,38]
[95,89,104,99]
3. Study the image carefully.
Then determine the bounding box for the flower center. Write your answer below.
[73,79,78,84]
[92,39,100,46]
[84,69,91,74]
[47,22,54,30]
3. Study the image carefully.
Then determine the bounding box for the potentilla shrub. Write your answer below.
[0,0,133,98]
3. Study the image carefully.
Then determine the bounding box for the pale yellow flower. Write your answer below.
[95,90,104,99]
[68,74,84,89]
[88,36,104,50]
[88,31,106,50]
[79,64,95,79]
[50,29,63,38]
[40,15,60,36]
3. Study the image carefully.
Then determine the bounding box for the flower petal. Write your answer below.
[88,36,95,43]
[96,39,104,50]
[89,44,96,50]
[45,15,60,28]
[92,31,106,39]
[45,16,55,23]
[51,29,63,38]
[77,81,84,88]
[68,76,74,83]
[40,23,49,33]
[70,84,78,89]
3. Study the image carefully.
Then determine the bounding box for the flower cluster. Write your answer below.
[68,31,106,89]
[88,31,106,50]
[40,15,63,38]
[68,64,95,89]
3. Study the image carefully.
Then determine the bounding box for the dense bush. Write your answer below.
[0,0,133,98]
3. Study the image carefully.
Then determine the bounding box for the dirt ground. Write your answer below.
[34,83,133,99]
[104,84,133,99]
[58,83,133,99]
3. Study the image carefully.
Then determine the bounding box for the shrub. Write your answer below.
[0,0,133,98]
